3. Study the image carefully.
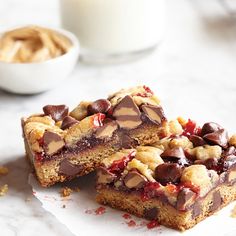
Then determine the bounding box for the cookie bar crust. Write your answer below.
[97,183,236,231]
[96,119,236,230]
[22,85,167,187]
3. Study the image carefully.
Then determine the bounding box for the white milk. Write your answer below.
[60,0,166,62]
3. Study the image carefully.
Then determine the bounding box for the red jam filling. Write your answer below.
[95,206,106,215]
[141,182,161,201]
[135,85,154,98]
[146,220,160,229]
[182,119,201,137]
[93,113,106,128]
[180,181,200,195]
[108,151,136,174]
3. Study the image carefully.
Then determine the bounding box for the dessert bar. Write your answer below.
[22,86,167,187]
[96,118,236,230]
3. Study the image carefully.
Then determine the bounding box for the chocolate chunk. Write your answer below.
[203,129,229,148]
[222,155,236,171]
[43,105,69,122]
[176,188,196,211]
[192,201,201,218]
[123,170,147,189]
[113,95,142,129]
[59,159,84,176]
[196,158,219,172]
[95,120,118,138]
[143,207,158,220]
[161,147,186,159]
[141,104,166,125]
[119,133,138,149]
[97,167,116,184]
[87,99,111,115]
[189,135,206,147]
[42,131,64,155]
[161,147,190,166]
[201,122,223,136]
[61,116,78,130]
[224,146,236,156]
[209,191,222,212]
[154,163,183,185]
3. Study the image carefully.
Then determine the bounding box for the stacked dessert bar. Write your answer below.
[22,85,236,230]
[22,86,166,187]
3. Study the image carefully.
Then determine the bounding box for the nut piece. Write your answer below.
[141,104,166,125]
[203,129,229,148]
[43,104,69,122]
[229,134,236,147]
[61,116,78,130]
[113,95,142,129]
[97,167,116,184]
[123,170,147,189]
[70,101,91,121]
[181,165,212,196]
[95,120,118,139]
[155,163,183,185]
[201,122,223,136]
[87,99,111,115]
[190,145,222,161]
[42,131,65,155]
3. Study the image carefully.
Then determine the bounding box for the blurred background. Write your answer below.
[1,0,236,235]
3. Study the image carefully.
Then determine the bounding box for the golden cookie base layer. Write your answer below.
[96,183,236,231]
[24,123,161,187]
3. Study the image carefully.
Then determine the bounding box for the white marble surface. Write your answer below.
[1,0,236,235]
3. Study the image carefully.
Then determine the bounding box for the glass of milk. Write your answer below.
[60,0,166,63]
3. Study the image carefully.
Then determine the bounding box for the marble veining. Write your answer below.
[0,0,236,235]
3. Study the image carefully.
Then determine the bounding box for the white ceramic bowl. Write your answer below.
[0,26,79,94]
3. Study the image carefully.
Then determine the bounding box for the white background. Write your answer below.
[0,0,236,235]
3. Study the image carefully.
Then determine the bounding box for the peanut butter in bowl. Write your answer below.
[0,25,79,94]
[0,25,73,63]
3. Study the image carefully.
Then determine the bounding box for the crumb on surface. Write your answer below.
[60,187,73,197]
[62,204,66,208]
[0,184,8,196]
[231,205,236,218]
[0,166,9,175]
[25,197,31,202]
[74,186,80,192]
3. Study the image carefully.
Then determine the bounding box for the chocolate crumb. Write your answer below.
[60,187,73,197]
